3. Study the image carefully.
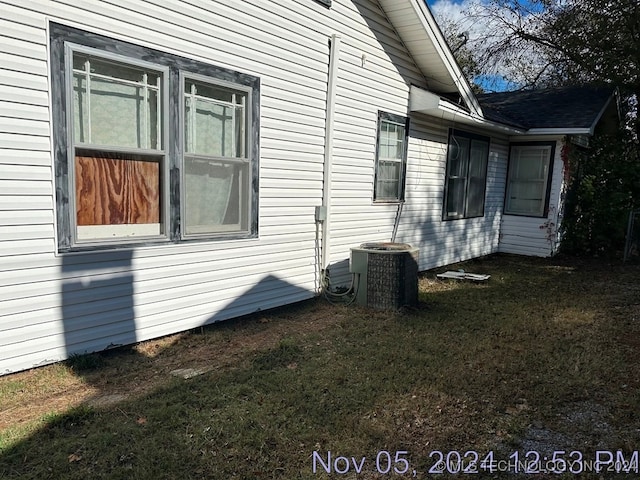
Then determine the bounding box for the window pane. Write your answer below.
[75,151,161,240]
[466,177,486,217]
[379,121,405,160]
[447,136,470,177]
[376,160,401,200]
[379,125,391,159]
[184,80,247,158]
[469,139,488,177]
[184,158,247,235]
[444,132,490,219]
[446,177,466,217]
[73,54,161,149]
[375,115,407,201]
[465,139,488,217]
[508,180,545,215]
[73,72,88,143]
[512,148,550,180]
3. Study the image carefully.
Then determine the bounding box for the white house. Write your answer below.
[0,0,616,375]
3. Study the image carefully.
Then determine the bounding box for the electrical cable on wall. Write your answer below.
[320,269,359,305]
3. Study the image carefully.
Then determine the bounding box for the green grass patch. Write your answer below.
[65,353,107,373]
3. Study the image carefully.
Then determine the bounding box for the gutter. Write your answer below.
[409,86,525,135]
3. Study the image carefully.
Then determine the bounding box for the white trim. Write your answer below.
[179,71,254,240]
[411,0,483,117]
[77,223,162,239]
[524,128,592,135]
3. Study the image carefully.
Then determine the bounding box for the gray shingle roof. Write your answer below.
[477,85,614,130]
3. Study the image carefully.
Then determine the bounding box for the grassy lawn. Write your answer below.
[1,254,639,479]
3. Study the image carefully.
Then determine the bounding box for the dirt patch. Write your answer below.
[516,401,613,454]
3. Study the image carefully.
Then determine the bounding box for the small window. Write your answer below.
[374,112,409,202]
[505,143,554,217]
[443,130,489,220]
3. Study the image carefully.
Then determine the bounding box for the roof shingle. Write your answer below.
[477,85,614,130]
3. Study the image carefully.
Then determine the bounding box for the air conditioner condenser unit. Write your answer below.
[349,242,419,310]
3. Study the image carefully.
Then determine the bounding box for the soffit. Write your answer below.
[377,0,482,115]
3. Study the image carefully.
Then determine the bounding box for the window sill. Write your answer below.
[58,231,258,254]
[503,212,547,219]
[442,214,485,221]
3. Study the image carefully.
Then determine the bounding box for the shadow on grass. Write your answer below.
[2,255,640,479]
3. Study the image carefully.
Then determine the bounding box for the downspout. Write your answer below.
[391,201,404,243]
[320,34,341,274]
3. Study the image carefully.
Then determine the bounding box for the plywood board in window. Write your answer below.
[75,154,160,226]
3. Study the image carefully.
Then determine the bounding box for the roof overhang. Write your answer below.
[409,86,524,134]
[378,0,483,117]
[520,94,615,136]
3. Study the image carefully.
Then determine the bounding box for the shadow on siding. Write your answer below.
[61,249,137,360]
[204,274,315,324]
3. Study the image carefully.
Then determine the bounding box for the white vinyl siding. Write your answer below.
[394,117,507,271]
[0,0,513,376]
[1,0,334,374]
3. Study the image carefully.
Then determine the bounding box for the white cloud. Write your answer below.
[430,0,472,21]
[429,0,495,63]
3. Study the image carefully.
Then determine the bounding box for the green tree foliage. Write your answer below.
[561,131,640,256]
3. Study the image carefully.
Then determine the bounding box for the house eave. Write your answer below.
[378,0,483,117]
[409,86,524,135]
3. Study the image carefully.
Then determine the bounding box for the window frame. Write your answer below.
[65,43,171,245]
[373,111,409,203]
[442,129,490,220]
[50,23,260,252]
[179,71,253,239]
[504,142,556,218]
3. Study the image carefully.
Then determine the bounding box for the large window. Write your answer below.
[505,143,554,217]
[374,111,409,202]
[50,23,259,251]
[443,130,489,220]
